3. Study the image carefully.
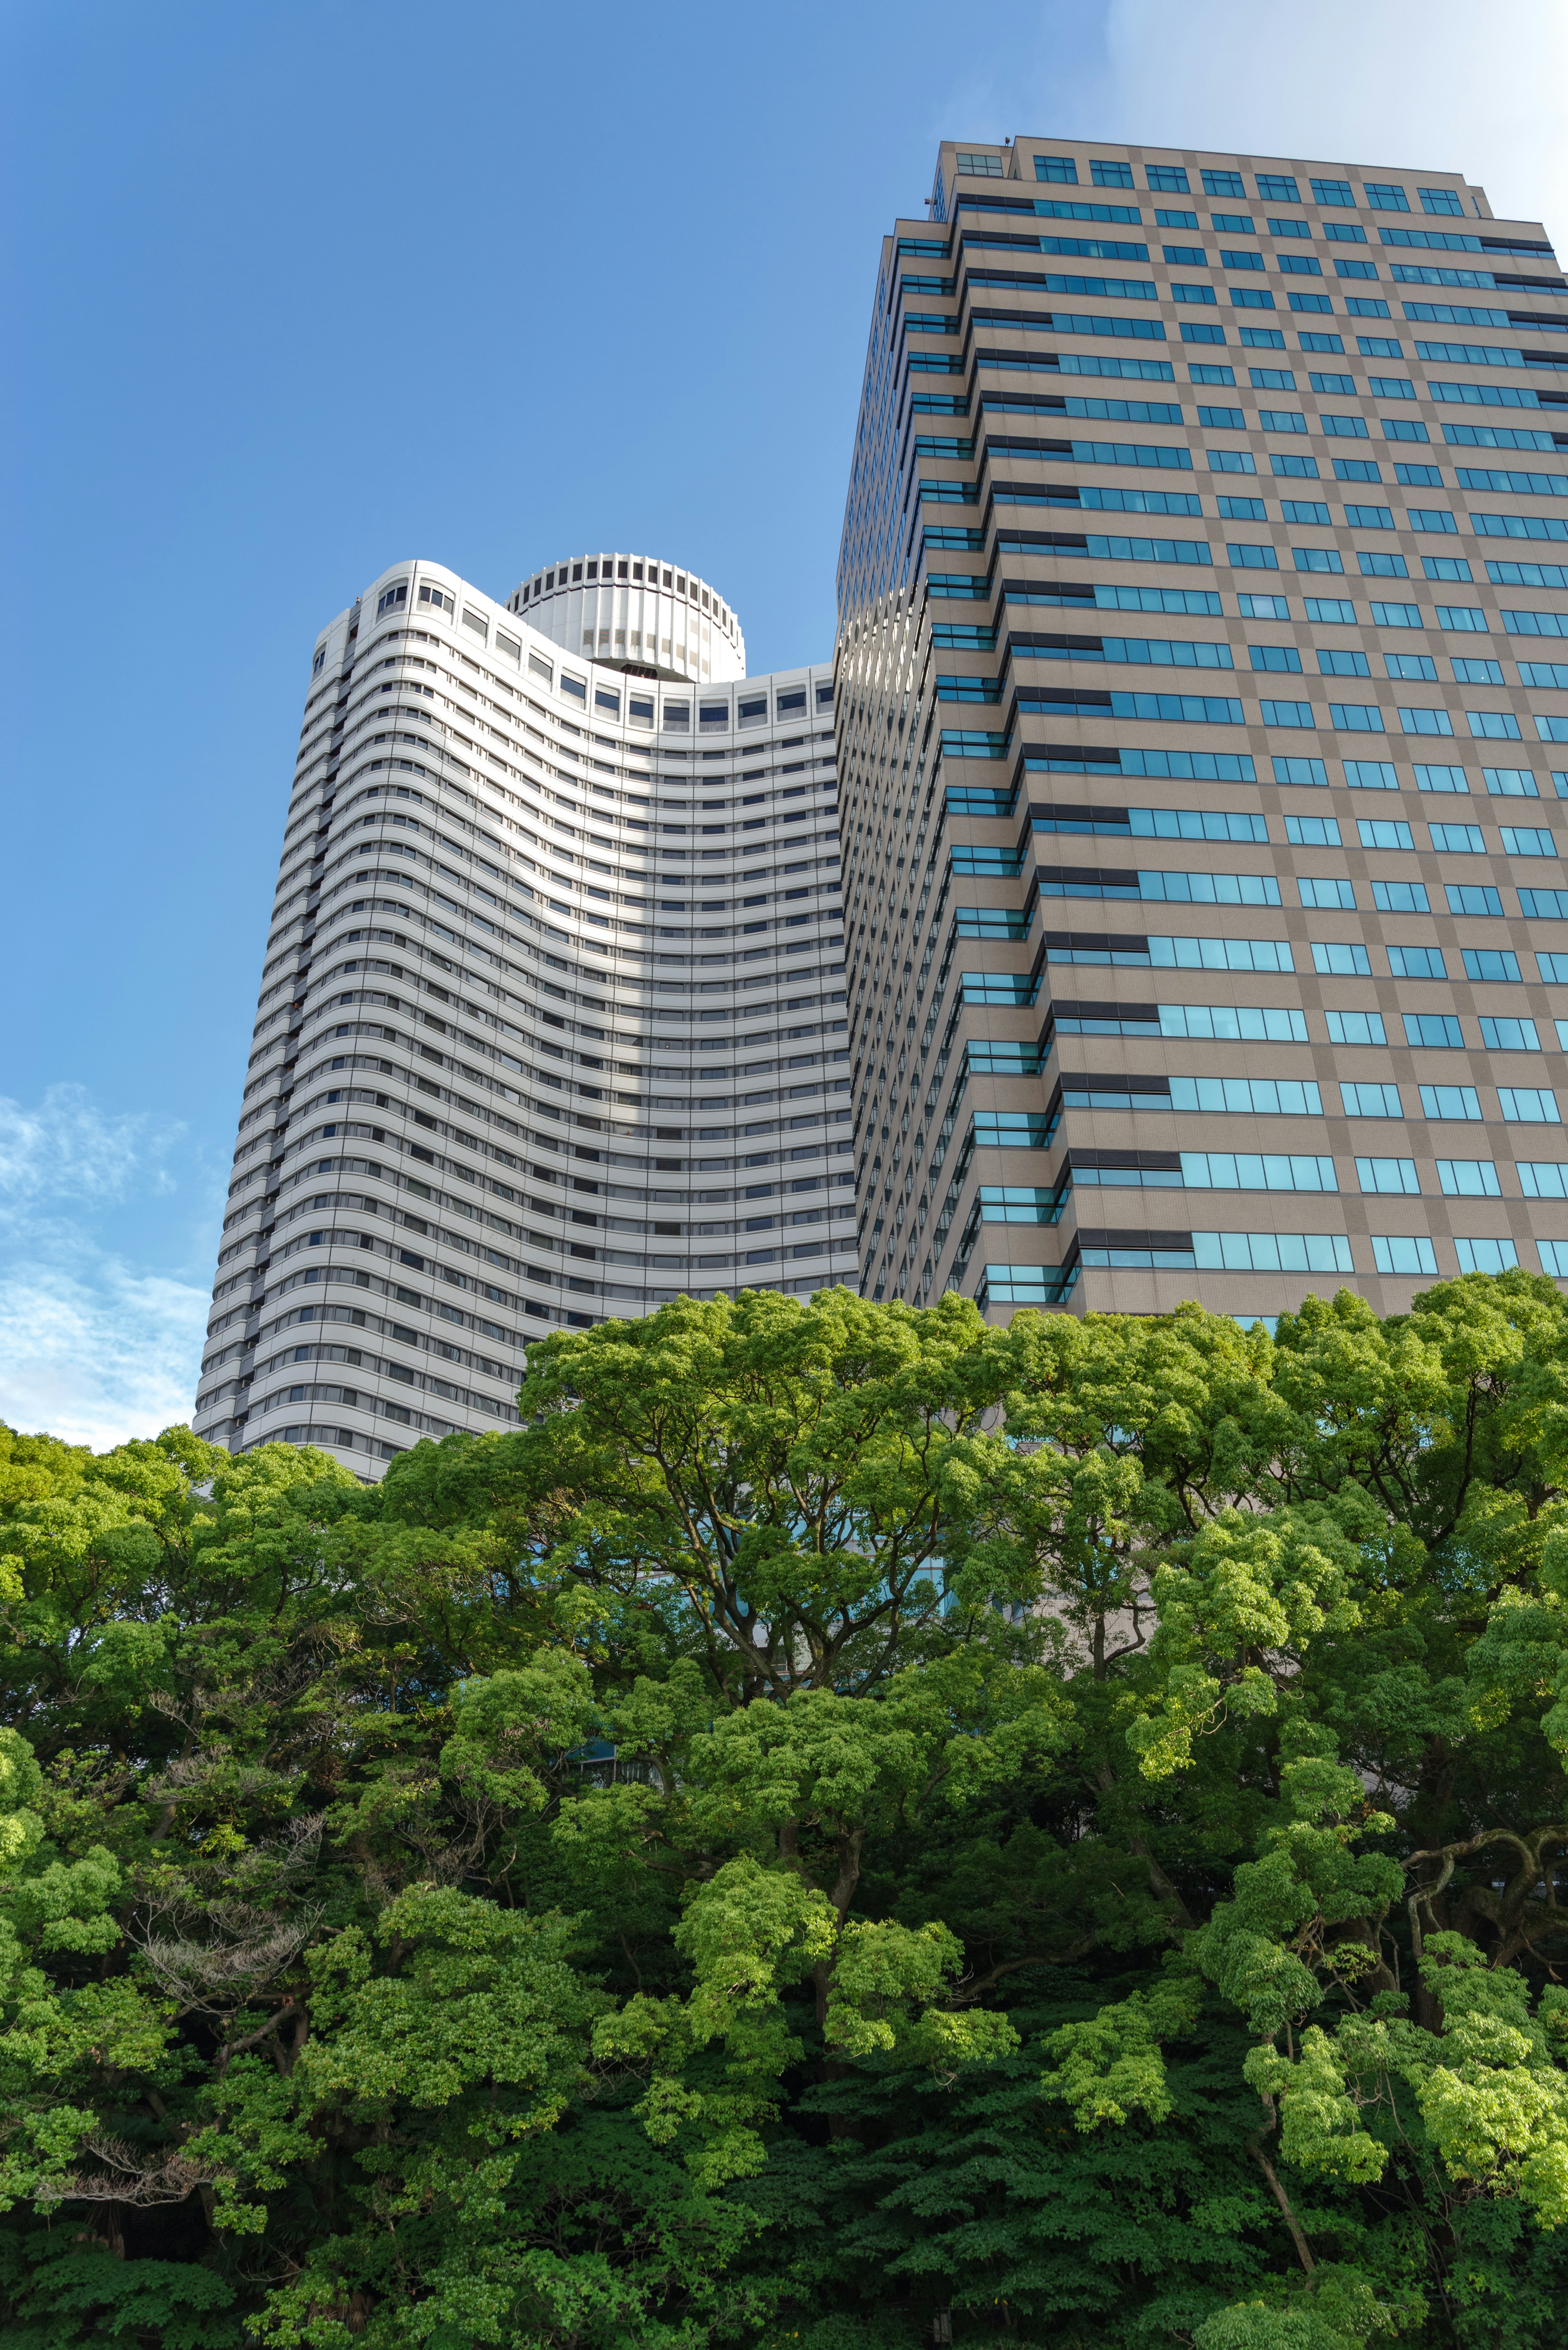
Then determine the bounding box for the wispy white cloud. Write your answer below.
[1098,0,1568,238]
[944,0,1568,244]
[0,1084,211,1451]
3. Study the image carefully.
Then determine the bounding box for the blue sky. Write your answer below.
[3,0,1565,1445]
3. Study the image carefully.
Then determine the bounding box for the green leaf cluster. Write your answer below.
[2,1276,1568,2344]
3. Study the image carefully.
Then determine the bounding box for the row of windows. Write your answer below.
[960,876,1568,922]
[361,595,825,776]
[1009,934,1568,988]
[1038,1001,1568,1053]
[982,1155,1568,1201]
[1013,156,1475,216]
[980,1079,1568,1126]
[944,633,1566,692]
[946,702,1567,747]
[978,1234,1554,1295]
[939,585,1562,638]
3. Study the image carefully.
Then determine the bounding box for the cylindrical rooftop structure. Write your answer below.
[506,552,744,682]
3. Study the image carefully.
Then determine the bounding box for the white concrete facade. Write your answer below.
[192,561,848,1475]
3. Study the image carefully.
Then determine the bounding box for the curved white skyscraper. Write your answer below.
[193,558,848,1473]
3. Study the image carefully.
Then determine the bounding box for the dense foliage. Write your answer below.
[3,1276,1568,2348]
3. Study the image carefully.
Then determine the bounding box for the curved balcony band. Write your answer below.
[192,559,849,1476]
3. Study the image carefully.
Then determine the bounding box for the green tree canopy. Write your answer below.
[2,1277,1568,2346]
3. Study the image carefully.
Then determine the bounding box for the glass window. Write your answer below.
[1420,1085,1483,1120]
[1310,178,1356,208]
[1499,1087,1561,1123]
[1405,1012,1463,1046]
[1091,158,1135,188]
[1357,1155,1418,1190]
[1388,945,1447,977]
[1456,1237,1519,1272]
[1202,169,1245,198]
[1363,183,1410,212]
[1273,754,1327,785]
[956,151,1005,177]
[1343,1081,1403,1115]
[1419,187,1466,216]
[1438,1159,1499,1195]
[1360,552,1411,579]
[1481,1015,1542,1049]
[1035,156,1079,183]
[1372,1235,1439,1274]
[1287,813,1341,844]
[1314,942,1373,974]
[1358,815,1413,850]
[1256,174,1301,203]
[1146,164,1189,192]
[1501,826,1556,856]
[1462,945,1519,979]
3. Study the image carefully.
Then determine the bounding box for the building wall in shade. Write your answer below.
[192,562,847,1476]
[837,136,1568,1325]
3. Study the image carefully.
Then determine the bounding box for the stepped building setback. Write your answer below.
[839,137,1568,1324]
[194,137,1568,1472]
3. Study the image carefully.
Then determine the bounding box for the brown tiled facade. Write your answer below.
[837,137,1568,1325]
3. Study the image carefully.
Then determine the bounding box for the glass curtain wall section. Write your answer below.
[836,135,1568,1322]
[192,563,849,1478]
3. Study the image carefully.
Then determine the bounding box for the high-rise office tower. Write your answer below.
[838,138,1568,1324]
[192,557,849,1473]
